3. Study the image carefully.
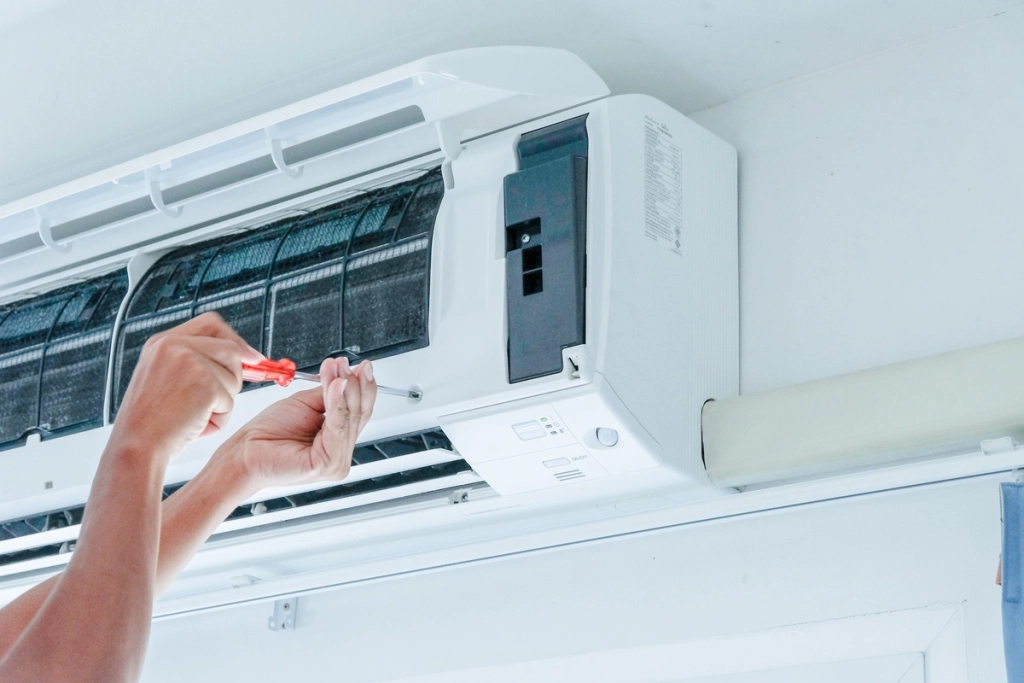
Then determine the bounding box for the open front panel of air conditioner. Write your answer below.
[0,48,742,612]
[0,166,488,581]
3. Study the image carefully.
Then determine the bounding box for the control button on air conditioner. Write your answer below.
[596,427,619,447]
[543,457,571,468]
[512,420,547,441]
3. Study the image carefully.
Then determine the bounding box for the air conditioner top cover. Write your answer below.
[0,47,610,224]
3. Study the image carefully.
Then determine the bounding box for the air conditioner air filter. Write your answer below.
[0,270,128,451]
[112,169,444,418]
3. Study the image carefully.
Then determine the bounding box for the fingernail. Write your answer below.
[243,344,265,362]
[340,357,351,375]
[363,362,374,382]
[329,377,347,404]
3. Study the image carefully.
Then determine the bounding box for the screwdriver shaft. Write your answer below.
[293,370,421,400]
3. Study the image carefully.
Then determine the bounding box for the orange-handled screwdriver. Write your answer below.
[242,357,422,400]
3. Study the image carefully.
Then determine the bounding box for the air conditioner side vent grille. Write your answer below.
[554,469,584,482]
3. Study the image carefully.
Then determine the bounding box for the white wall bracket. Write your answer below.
[267,597,298,631]
[34,208,71,253]
[265,128,303,179]
[145,167,182,218]
[435,120,463,190]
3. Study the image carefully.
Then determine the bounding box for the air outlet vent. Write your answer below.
[0,270,128,451]
[111,168,444,418]
[0,428,471,569]
[554,469,585,482]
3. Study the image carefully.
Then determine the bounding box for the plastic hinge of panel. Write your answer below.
[145,167,183,218]
[435,120,463,190]
[34,207,71,254]
[265,127,303,179]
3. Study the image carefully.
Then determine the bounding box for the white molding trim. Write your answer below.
[376,605,966,683]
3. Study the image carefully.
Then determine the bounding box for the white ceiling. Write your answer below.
[0,0,1020,199]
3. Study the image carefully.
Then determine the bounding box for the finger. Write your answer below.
[354,361,377,431]
[138,335,243,396]
[321,376,354,479]
[200,410,233,438]
[342,365,365,433]
[172,312,264,363]
[172,339,243,417]
[323,376,351,445]
[288,386,326,414]
[185,337,246,392]
[183,355,237,417]
[319,357,342,392]
[331,357,354,416]
[318,358,344,418]
[169,311,229,337]
[204,360,243,412]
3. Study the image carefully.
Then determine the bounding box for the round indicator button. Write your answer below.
[596,427,619,447]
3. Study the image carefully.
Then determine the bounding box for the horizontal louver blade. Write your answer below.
[0,428,473,570]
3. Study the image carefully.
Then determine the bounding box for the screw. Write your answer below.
[521,233,531,244]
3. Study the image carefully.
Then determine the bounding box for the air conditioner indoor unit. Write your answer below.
[0,47,738,611]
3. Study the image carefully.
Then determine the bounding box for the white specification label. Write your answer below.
[644,116,683,256]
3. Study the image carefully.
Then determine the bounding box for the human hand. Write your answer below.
[111,313,263,461]
[220,357,377,491]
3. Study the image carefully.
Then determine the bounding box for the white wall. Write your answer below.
[137,7,1022,683]
[1,0,1017,203]
[690,7,1024,393]
[141,477,1005,682]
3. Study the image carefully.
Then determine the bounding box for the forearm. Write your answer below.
[0,579,56,661]
[154,443,258,595]
[0,441,168,683]
[0,440,258,662]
